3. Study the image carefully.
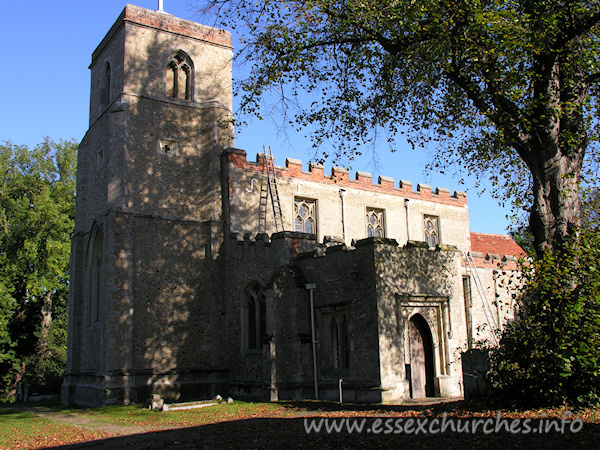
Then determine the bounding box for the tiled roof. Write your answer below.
[470,232,527,258]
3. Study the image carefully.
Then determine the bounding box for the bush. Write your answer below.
[489,229,600,406]
[23,317,68,395]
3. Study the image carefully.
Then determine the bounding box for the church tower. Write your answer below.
[63,5,233,406]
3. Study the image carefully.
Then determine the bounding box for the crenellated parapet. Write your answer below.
[223,149,467,207]
[466,232,527,271]
[229,230,466,261]
[465,252,522,271]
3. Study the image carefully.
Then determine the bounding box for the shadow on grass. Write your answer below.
[4,400,600,449]
[50,415,600,449]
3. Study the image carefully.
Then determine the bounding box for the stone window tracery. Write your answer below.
[294,198,317,234]
[366,208,384,238]
[424,215,440,247]
[166,52,192,100]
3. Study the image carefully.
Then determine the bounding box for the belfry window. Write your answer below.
[294,198,317,234]
[245,283,266,350]
[424,215,440,248]
[166,52,192,100]
[366,208,384,238]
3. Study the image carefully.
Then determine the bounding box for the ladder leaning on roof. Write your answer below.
[464,252,499,346]
[258,146,285,233]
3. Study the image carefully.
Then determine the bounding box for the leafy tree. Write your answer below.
[488,228,600,406]
[582,187,600,228]
[0,139,77,398]
[199,0,600,258]
[509,226,536,258]
[511,185,600,258]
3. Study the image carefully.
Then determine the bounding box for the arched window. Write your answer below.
[366,208,384,238]
[166,52,192,100]
[88,225,103,325]
[100,62,111,110]
[424,215,440,248]
[327,312,348,369]
[294,198,317,234]
[245,283,266,350]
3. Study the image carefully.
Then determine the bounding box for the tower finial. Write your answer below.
[158,0,164,12]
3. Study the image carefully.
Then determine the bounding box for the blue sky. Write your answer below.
[0,0,515,235]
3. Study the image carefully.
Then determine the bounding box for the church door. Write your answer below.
[409,314,435,398]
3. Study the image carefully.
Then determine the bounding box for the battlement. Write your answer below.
[224,149,467,207]
[465,252,522,271]
[229,231,464,256]
[229,229,523,271]
[466,232,527,270]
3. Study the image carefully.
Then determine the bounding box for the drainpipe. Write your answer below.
[305,283,319,400]
[339,189,347,246]
[494,271,503,333]
[404,198,411,242]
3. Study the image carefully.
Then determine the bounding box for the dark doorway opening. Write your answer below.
[408,314,435,398]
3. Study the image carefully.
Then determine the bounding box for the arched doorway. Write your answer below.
[408,314,435,398]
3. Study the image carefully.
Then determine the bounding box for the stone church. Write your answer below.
[62,4,524,407]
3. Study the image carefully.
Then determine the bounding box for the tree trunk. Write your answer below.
[38,291,53,357]
[529,148,584,259]
[525,44,586,259]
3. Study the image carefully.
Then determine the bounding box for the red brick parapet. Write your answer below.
[464,254,521,271]
[93,5,231,63]
[223,148,468,207]
[124,5,231,46]
[461,233,527,271]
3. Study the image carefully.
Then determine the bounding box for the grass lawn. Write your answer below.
[0,409,111,449]
[1,400,599,449]
[0,401,292,449]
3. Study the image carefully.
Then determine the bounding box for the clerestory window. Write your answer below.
[366,208,385,238]
[294,198,317,234]
[166,52,192,100]
[424,215,440,248]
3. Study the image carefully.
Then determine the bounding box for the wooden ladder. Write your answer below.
[258,146,284,232]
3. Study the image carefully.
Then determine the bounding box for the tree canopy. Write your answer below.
[0,139,77,398]
[200,0,600,257]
